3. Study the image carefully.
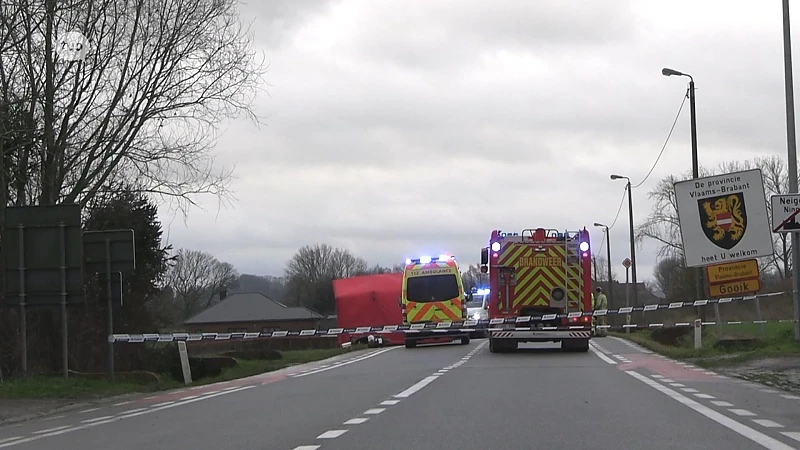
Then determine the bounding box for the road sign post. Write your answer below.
[623,258,631,333]
[674,169,774,269]
[83,230,135,381]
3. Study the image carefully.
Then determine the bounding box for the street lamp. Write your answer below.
[663,66,706,311]
[593,222,613,307]
[610,174,637,307]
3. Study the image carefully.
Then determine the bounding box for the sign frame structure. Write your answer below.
[674,168,774,268]
[1,204,85,378]
[3,205,85,306]
[770,194,800,233]
[83,229,135,381]
[705,259,761,298]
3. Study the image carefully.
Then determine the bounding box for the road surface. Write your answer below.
[1,337,799,449]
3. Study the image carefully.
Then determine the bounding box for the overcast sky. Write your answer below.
[157,0,793,283]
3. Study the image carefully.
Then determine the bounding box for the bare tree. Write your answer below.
[284,244,370,314]
[164,248,239,321]
[0,0,268,209]
[652,255,698,302]
[460,264,488,292]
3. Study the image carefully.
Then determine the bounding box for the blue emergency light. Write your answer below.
[405,255,454,265]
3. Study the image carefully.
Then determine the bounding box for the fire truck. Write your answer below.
[479,228,593,353]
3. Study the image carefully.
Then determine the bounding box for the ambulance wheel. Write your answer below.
[405,340,417,349]
[460,336,470,345]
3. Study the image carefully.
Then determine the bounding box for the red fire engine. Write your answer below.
[479,227,593,353]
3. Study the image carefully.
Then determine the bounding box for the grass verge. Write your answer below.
[0,344,367,400]
[609,322,800,368]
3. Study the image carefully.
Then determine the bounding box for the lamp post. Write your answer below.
[782,0,800,341]
[593,222,613,307]
[610,175,637,307]
[663,67,707,317]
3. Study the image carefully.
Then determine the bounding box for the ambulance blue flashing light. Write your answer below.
[475,288,490,295]
[405,255,455,265]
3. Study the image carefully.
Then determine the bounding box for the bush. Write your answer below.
[650,327,692,346]
[169,356,238,382]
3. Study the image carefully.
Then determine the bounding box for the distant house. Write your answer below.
[183,291,324,333]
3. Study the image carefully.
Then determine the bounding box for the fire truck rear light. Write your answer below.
[491,242,501,252]
[582,252,589,258]
[579,241,589,252]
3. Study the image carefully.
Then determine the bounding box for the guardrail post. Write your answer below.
[694,318,702,349]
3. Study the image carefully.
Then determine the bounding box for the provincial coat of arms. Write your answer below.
[698,193,747,250]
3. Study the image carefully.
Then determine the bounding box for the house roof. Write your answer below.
[184,292,323,324]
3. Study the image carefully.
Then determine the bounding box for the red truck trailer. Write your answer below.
[332,273,406,347]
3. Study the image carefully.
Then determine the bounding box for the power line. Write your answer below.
[632,91,688,189]
[608,187,627,230]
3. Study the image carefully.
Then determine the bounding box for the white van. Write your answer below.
[466,288,490,338]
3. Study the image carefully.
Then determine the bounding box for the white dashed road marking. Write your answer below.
[626,371,795,450]
[754,420,784,428]
[292,340,490,449]
[317,430,348,439]
[712,401,734,407]
[729,409,757,417]
[781,432,800,443]
[343,418,368,425]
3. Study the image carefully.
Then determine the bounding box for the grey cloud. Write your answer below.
[348,0,636,71]
[241,0,336,49]
[164,0,789,283]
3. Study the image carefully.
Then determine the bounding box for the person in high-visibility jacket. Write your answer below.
[593,287,608,337]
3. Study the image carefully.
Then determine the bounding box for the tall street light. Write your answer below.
[593,222,613,307]
[663,66,706,315]
[610,175,637,307]
[782,0,800,341]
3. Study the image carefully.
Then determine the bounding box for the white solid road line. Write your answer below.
[589,343,617,365]
[626,371,796,450]
[0,386,257,449]
[292,347,399,378]
[394,376,439,398]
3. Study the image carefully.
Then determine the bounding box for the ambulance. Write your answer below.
[400,255,471,348]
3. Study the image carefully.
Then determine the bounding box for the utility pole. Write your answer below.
[782,0,800,341]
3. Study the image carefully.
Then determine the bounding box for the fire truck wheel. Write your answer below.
[405,339,417,349]
[460,336,470,345]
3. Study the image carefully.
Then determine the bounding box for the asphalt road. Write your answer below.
[1,337,799,450]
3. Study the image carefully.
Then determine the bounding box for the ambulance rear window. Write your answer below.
[406,274,460,303]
